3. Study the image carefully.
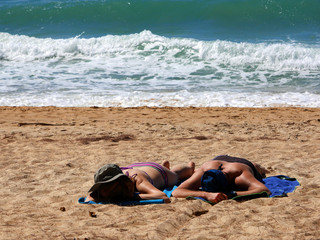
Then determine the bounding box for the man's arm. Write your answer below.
[172,170,228,203]
[233,170,271,196]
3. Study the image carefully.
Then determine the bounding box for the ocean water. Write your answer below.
[1,0,320,107]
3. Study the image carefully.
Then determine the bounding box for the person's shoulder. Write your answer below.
[235,162,253,171]
[201,160,220,170]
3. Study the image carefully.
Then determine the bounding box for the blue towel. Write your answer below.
[78,197,165,206]
[163,185,178,198]
[263,175,300,197]
[78,186,177,205]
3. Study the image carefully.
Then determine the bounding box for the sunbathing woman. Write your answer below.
[85,161,195,203]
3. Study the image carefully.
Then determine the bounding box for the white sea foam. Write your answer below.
[0,31,320,107]
[0,91,319,107]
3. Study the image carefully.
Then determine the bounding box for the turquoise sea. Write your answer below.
[1,0,320,107]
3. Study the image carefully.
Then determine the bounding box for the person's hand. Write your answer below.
[206,192,228,203]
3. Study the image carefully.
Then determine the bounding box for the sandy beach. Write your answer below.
[1,106,319,240]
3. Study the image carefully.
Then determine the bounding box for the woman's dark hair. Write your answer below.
[91,177,134,202]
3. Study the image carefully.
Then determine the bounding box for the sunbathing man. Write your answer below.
[86,161,195,203]
[171,155,271,203]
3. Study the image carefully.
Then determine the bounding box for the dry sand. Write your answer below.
[0,106,319,240]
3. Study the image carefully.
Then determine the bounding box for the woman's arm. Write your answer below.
[134,174,170,202]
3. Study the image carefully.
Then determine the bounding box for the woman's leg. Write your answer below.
[164,161,195,181]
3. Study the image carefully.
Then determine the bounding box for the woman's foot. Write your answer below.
[188,161,195,175]
[161,160,170,169]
